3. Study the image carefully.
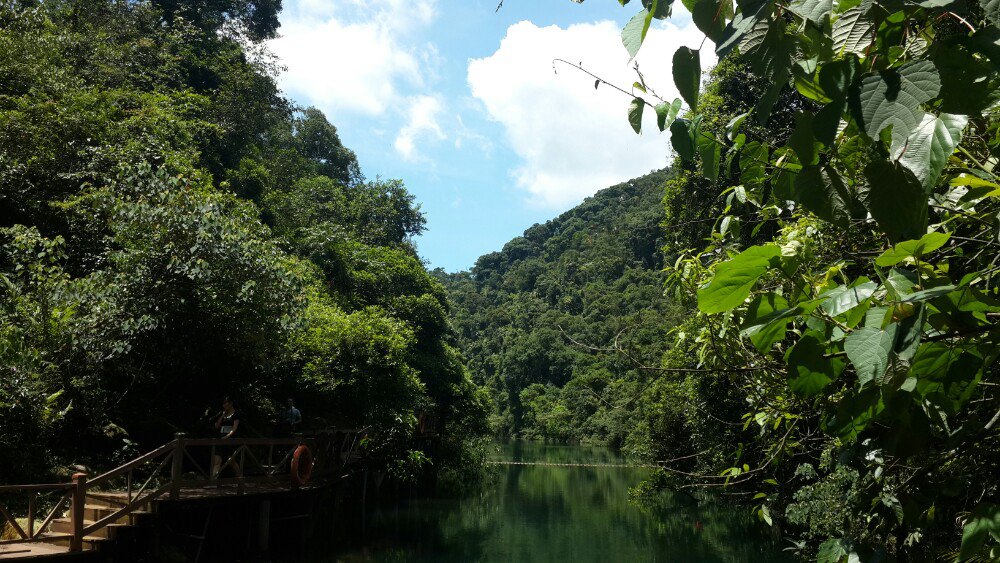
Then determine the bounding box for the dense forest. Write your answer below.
[438,169,684,447]
[4,0,1000,558]
[445,0,1000,557]
[0,0,487,489]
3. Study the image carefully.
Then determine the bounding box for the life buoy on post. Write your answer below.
[291,445,313,485]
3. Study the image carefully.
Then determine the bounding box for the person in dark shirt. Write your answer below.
[212,396,242,479]
[278,398,302,437]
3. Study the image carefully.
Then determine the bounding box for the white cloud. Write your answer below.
[269,0,437,117]
[468,19,715,209]
[395,95,447,161]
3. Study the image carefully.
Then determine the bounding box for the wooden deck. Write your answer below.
[0,432,362,561]
[0,542,84,560]
[0,480,328,560]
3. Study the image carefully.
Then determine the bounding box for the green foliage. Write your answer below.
[569,0,1000,555]
[0,0,485,485]
[696,245,780,314]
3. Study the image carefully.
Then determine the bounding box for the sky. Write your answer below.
[269,0,714,272]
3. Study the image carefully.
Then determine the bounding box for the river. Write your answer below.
[322,442,791,562]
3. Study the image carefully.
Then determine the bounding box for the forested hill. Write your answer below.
[437,169,683,447]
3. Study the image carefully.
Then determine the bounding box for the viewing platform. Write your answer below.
[0,431,366,561]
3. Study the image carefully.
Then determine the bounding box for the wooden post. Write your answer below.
[257,499,271,553]
[238,446,246,495]
[170,433,186,500]
[70,473,87,552]
[27,492,36,539]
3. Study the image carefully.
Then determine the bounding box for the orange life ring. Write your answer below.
[291,445,313,485]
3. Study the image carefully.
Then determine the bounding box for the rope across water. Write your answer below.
[485,461,658,468]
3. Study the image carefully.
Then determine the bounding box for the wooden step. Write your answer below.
[48,518,121,540]
[83,494,127,509]
[36,532,110,549]
[82,504,152,523]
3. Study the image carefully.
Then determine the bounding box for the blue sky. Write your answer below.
[270,0,712,272]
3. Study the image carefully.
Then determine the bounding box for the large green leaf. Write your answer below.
[698,131,722,181]
[628,97,645,134]
[793,165,863,228]
[845,327,892,387]
[821,280,877,316]
[819,59,856,99]
[697,245,780,313]
[691,0,729,41]
[875,232,950,266]
[911,343,983,414]
[673,47,701,110]
[890,303,925,361]
[622,8,655,60]
[746,24,795,122]
[770,149,801,202]
[655,98,683,131]
[737,14,771,54]
[791,0,833,26]
[787,331,843,396]
[832,7,873,55]
[716,0,770,56]
[824,387,884,441]
[671,118,696,161]
[852,60,941,152]
[642,0,673,18]
[812,60,856,145]
[740,293,791,351]
[894,113,967,191]
[862,160,929,243]
[789,112,821,165]
[960,503,1000,560]
[740,141,769,190]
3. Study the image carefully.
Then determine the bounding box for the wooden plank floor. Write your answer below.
[0,543,75,560]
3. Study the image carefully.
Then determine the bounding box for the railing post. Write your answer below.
[170,432,186,500]
[237,445,246,495]
[70,473,87,552]
[28,492,36,539]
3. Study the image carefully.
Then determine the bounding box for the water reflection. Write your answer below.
[326,442,790,562]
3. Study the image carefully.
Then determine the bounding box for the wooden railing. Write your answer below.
[0,482,74,546]
[0,431,363,552]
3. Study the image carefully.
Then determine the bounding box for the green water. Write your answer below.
[328,442,791,562]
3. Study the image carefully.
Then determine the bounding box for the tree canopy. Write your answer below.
[0,0,487,489]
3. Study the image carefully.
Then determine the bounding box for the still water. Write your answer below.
[328,442,790,562]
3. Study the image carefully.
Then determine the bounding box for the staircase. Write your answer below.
[0,495,154,559]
